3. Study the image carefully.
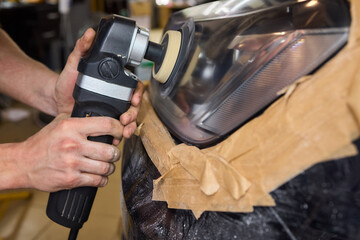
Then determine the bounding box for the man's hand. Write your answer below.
[119,81,145,139]
[53,28,144,143]
[0,28,145,192]
[11,114,124,192]
[54,28,96,114]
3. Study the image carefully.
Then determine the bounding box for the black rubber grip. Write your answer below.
[47,186,97,229]
[46,96,129,229]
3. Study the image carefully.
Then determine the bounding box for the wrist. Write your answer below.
[46,72,60,116]
[0,142,30,190]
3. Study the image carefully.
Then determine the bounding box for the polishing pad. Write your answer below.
[152,30,182,84]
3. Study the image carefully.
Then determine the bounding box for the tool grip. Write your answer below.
[46,99,128,229]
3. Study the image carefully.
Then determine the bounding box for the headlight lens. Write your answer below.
[150,0,350,147]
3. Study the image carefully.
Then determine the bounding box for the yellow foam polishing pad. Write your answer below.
[152,30,182,84]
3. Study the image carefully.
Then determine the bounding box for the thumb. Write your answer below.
[55,28,96,114]
[65,28,96,73]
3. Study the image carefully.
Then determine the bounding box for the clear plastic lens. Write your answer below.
[150,0,351,147]
[201,28,348,135]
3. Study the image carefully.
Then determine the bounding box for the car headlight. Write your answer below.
[150,0,350,147]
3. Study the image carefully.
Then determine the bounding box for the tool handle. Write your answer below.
[46,97,129,229]
[46,14,139,235]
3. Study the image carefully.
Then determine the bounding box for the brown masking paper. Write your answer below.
[135,0,360,219]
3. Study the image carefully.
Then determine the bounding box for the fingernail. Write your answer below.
[108,163,116,175]
[112,147,121,162]
[101,177,108,187]
[106,164,114,176]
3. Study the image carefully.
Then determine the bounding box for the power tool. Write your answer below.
[46,14,184,240]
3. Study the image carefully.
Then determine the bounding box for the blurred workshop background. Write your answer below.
[0,0,210,80]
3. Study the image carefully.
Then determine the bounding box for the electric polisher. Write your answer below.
[46,14,183,240]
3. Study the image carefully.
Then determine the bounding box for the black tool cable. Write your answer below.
[68,228,79,240]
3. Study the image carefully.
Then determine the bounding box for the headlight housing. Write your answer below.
[150,0,350,147]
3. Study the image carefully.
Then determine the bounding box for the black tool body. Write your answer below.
[46,15,139,237]
[46,86,133,229]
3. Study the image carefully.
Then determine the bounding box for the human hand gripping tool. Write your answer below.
[46,14,183,240]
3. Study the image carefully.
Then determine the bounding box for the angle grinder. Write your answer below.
[46,14,183,240]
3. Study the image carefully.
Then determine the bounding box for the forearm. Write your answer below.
[0,28,59,116]
[0,143,29,190]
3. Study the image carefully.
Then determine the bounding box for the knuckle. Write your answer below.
[95,177,103,186]
[58,138,80,153]
[57,118,71,131]
[63,158,79,171]
[120,113,130,125]
[101,163,111,175]
[102,147,114,161]
[99,163,110,176]
[103,118,115,131]
[65,158,79,169]
[124,123,136,138]
[127,112,135,124]
[57,118,78,133]
[110,119,120,131]
[105,118,122,136]
[94,176,108,187]
[64,173,79,187]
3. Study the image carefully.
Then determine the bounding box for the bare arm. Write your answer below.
[0,28,143,137]
[0,28,59,116]
[0,28,144,191]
